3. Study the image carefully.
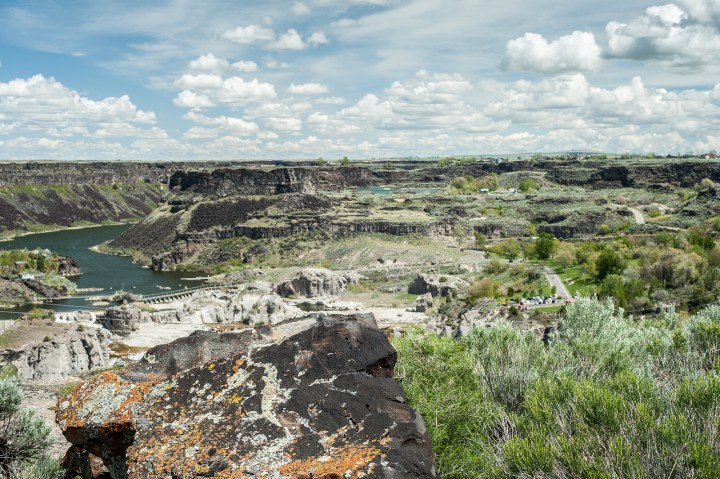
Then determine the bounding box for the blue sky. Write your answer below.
[0,0,719,160]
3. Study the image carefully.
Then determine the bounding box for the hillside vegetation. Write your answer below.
[393,297,720,478]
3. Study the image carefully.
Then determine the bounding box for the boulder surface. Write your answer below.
[56,313,437,478]
[276,268,355,298]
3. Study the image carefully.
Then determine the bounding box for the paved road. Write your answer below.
[627,207,645,225]
[543,266,571,299]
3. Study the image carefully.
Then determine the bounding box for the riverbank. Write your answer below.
[0,220,136,243]
[0,224,207,320]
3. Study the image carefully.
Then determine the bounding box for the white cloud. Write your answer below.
[270,29,305,50]
[266,60,290,69]
[315,96,346,105]
[503,31,602,73]
[173,90,215,108]
[175,73,223,90]
[183,111,260,137]
[606,3,720,68]
[231,60,258,72]
[677,0,720,26]
[222,25,275,45]
[287,82,330,94]
[263,116,303,132]
[217,77,277,104]
[188,53,229,73]
[0,75,156,140]
[308,31,329,46]
[187,54,258,74]
[292,2,311,15]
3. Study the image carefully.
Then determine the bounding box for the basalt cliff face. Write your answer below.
[108,166,456,269]
[0,162,176,236]
[56,313,438,479]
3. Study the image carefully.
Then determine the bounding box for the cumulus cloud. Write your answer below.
[308,31,329,46]
[187,54,258,74]
[183,111,260,136]
[173,90,215,108]
[175,73,223,90]
[217,77,278,104]
[315,96,346,105]
[606,3,720,68]
[188,53,229,73]
[0,75,156,140]
[503,31,602,73]
[231,60,258,72]
[287,83,330,94]
[263,116,303,132]
[292,2,311,15]
[270,29,305,50]
[222,25,275,44]
[266,60,290,69]
[172,73,277,108]
[677,0,720,26]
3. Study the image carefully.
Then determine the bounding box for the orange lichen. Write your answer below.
[278,443,383,478]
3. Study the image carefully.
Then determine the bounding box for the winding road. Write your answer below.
[543,266,571,299]
[627,207,645,225]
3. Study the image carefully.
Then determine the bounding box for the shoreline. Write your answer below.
[0,221,137,243]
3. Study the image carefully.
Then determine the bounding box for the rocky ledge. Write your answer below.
[56,313,437,479]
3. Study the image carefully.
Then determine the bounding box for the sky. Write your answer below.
[0,0,719,161]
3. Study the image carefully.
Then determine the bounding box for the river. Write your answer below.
[0,224,204,320]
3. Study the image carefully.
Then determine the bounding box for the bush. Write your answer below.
[393,298,720,478]
[0,375,61,478]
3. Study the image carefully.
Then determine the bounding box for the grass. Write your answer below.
[393,298,720,478]
[545,260,595,296]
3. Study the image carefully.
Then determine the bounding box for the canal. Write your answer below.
[0,224,204,320]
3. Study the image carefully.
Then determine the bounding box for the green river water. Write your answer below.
[0,224,204,320]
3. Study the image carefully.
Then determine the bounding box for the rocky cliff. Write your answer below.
[0,327,111,380]
[57,313,437,478]
[169,166,376,197]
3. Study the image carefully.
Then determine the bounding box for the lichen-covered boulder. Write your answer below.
[276,268,354,298]
[56,314,437,478]
[408,273,469,298]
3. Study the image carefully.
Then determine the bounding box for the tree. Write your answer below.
[340,156,350,165]
[519,178,538,193]
[595,248,626,280]
[553,242,575,271]
[474,232,487,250]
[534,233,556,260]
[467,278,499,302]
[477,174,499,191]
[0,368,61,478]
[497,238,520,260]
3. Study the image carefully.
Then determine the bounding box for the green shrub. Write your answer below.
[394,298,720,478]
[0,377,60,478]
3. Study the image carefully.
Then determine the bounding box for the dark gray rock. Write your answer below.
[57,314,438,478]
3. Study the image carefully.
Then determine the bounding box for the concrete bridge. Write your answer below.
[138,281,244,304]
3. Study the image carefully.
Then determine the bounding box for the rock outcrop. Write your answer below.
[0,328,111,380]
[56,314,438,478]
[276,268,357,298]
[415,293,433,312]
[103,304,142,336]
[408,273,469,298]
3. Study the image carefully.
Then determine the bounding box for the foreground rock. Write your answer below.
[57,313,437,478]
